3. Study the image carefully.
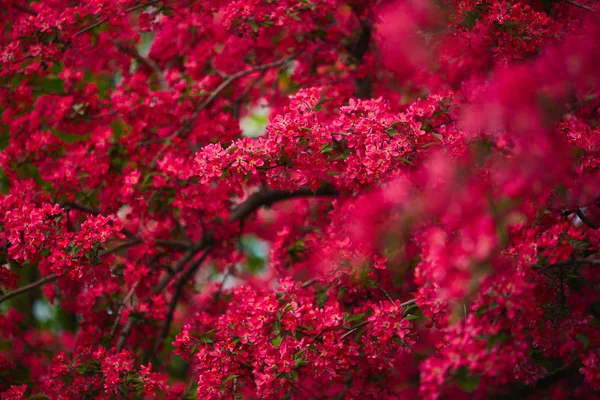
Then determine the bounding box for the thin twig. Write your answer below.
[301,278,318,288]
[114,43,169,91]
[117,242,213,352]
[74,0,163,37]
[11,4,38,16]
[150,53,298,165]
[74,18,109,37]
[232,70,267,119]
[116,319,136,351]
[153,247,213,355]
[565,0,596,12]
[340,321,369,340]
[110,281,140,337]
[0,274,58,305]
[372,280,394,303]
[547,258,600,267]
[339,298,416,340]
[348,7,373,99]
[153,236,212,294]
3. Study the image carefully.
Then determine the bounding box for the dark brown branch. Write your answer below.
[60,202,136,239]
[74,0,163,37]
[153,236,212,294]
[116,239,213,352]
[116,319,136,352]
[576,208,599,229]
[150,53,298,164]
[348,8,373,99]
[110,281,140,337]
[565,0,596,12]
[186,53,297,131]
[492,362,580,399]
[11,4,39,16]
[0,274,58,305]
[99,238,189,257]
[339,298,415,340]
[301,278,319,288]
[229,185,339,222]
[153,246,213,355]
[60,202,191,249]
[60,201,100,216]
[74,18,109,37]
[115,43,169,91]
[340,321,369,340]
[232,70,267,119]
[548,258,600,267]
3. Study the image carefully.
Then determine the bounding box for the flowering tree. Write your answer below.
[1,0,600,398]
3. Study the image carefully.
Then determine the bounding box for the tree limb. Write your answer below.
[150,53,298,164]
[565,0,596,13]
[348,7,373,99]
[153,236,213,294]
[74,0,163,37]
[114,42,169,91]
[153,246,213,355]
[11,4,39,16]
[229,185,339,222]
[110,281,140,337]
[0,274,58,305]
[576,208,599,229]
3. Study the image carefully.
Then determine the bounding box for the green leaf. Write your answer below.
[320,143,334,153]
[397,158,415,166]
[345,313,365,323]
[0,167,9,194]
[29,394,51,399]
[386,128,399,137]
[273,320,281,335]
[161,7,174,16]
[40,78,65,94]
[271,336,283,347]
[223,374,239,384]
[249,19,259,33]
[487,332,508,349]
[432,132,444,142]
[313,97,332,112]
[294,358,307,367]
[576,333,590,349]
[455,367,480,393]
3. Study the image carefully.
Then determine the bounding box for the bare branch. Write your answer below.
[153,236,212,294]
[565,0,596,13]
[117,240,213,352]
[576,208,599,229]
[153,246,213,354]
[60,201,100,216]
[348,7,373,99]
[150,53,298,164]
[340,320,369,340]
[0,274,58,305]
[229,185,339,222]
[75,0,163,37]
[548,258,600,267]
[115,43,169,91]
[339,298,416,340]
[110,281,140,337]
[11,4,39,16]
[116,319,136,352]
